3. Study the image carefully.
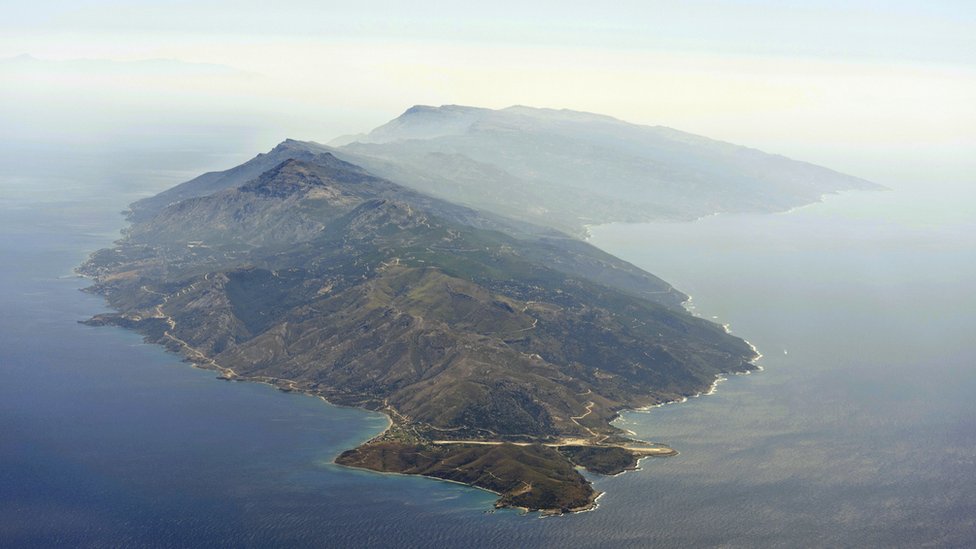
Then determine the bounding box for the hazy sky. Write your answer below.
[1,1,973,184]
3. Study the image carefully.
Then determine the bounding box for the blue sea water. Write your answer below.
[1,144,973,547]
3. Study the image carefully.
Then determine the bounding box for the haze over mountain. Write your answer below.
[333,105,882,235]
[130,105,880,237]
[82,147,757,513]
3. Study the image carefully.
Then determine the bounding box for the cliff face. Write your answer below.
[81,149,756,513]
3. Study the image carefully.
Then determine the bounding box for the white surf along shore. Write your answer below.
[584,220,765,451]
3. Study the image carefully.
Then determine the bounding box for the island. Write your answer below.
[79,105,877,513]
[80,148,760,514]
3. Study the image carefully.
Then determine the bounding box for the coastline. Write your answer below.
[77,292,613,515]
[77,268,748,516]
[581,188,885,245]
[75,205,763,518]
[589,216,766,451]
[587,213,767,383]
[333,454,604,515]
[334,462,606,516]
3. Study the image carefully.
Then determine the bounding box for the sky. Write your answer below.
[1,1,973,186]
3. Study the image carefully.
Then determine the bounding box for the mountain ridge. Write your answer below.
[335,104,881,235]
[134,105,881,238]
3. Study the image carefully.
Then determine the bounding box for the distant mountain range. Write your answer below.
[82,106,875,513]
[132,105,880,237]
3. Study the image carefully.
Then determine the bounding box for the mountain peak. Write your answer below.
[238,152,378,202]
[361,104,631,145]
[365,105,491,143]
[339,104,881,233]
[272,156,313,172]
[402,104,488,116]
[240,159,327,197]
[402,104,436,115]
[269,138,331,154]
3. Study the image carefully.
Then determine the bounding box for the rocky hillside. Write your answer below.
[81,149,757,513]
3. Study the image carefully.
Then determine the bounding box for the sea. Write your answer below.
[1,141,973,547]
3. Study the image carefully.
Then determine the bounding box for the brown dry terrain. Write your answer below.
[81,145,757,513]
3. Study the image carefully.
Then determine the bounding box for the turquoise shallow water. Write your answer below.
[2,145,973,547]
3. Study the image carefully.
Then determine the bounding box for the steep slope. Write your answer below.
[81,153,756,513]
[127,139,335,222]
[106,150,685,307]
